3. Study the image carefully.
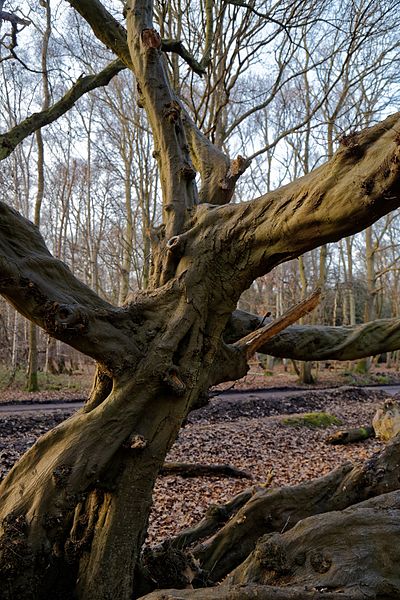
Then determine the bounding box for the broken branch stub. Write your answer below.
[234,288,321,359]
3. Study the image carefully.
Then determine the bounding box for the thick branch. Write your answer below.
[126,0,198,242]
[0,10,30,27]
[226,311,400,362]
[0,202,139,370]
[67,0,132,67]
[161,39,205,76]
[0,59,124,160]
[234,289,320,359]
[188,113,400,288]
[183,110,251,205]
[193,434,400,583]
[159,486,262,551]
[68,0,246,210]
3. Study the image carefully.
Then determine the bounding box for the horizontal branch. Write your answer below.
[188,113,400,287]
[0,10,31,27]
[233,289,320,359]
[159,486,261,551]
[226,310,400,361]
[0,59,125,160]
[161,39,205,76]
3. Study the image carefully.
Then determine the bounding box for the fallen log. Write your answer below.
[229,490,400,597]
[160,462,252,479]
[325,425,375,445]
[192,434,400,583]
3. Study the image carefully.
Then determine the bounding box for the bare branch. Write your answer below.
[233,289,320,359]
[0,10,30,27]
[161,39,205,76]
[227,311,400,362]
[190,113,400,286]
[0,59,125,160]
[182,111,250,205]
[68,0,247,207]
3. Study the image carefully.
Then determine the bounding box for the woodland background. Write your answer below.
[1,0,400,389]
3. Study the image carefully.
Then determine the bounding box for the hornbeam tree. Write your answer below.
[2,1,400,599]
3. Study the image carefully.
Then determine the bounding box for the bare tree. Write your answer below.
[2,1,400,599]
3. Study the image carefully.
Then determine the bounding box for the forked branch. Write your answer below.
[68,0,248,209]
[234,288,321,359]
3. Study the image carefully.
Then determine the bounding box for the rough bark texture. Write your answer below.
[2,1,400,599]
[228,490,400,597]
[191,435,400,583]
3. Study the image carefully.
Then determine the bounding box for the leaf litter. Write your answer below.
[0,387,390,546]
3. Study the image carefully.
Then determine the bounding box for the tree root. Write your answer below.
[139,447,400,600]
[228,490,400,597]
[192,435,400,583]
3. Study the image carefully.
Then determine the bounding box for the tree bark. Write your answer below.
[326,425,375,445]
[192,435,400,583]
[2,2,400,599]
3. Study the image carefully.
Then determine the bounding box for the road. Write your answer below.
[1,384,400,414]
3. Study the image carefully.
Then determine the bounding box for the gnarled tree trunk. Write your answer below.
[1,1,400,599]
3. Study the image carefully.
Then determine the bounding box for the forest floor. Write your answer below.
[0,362,398,546]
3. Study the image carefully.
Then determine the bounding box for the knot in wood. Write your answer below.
[166,236,182,253]
[141,28,161,49]
[163,101,181,124]
[256,538,291,574]
[229,155,247,176]
[52,464,72,488]
[163,366,186,395]
[360,177,374,195]
[339,131,359,148]
[338,131,363,159]
[180,163,196,180]
[129,434,148,450]
[310,550,332,574]
[45,302,89,335]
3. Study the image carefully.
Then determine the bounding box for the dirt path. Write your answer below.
[1,384,399,414]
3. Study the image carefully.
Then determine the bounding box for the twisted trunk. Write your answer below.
[2,1,400,598]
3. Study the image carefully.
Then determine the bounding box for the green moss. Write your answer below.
[375,374,389,384]
[282,412,342,428]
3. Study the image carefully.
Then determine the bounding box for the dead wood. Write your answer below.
[228,490,400,598]
[233,289,321,359]
[160,462,252,479]
[193,435,400,583]
[326,425,375,445]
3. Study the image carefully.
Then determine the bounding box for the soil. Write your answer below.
[0,384,393,547]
